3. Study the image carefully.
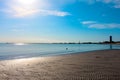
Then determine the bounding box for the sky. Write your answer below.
[0,0,120,43]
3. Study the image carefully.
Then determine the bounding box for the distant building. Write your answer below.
[110,36,112,43]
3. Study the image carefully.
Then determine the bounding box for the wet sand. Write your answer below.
[0,49,120,80]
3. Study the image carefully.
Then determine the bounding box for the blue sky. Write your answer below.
[0,0,120,43]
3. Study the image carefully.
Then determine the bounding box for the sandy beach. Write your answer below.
[0,49,120,80]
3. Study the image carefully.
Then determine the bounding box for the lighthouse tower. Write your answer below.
[110,36,112,43]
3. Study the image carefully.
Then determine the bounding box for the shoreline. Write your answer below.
[2,49,120,61]
[0,49,119,61]
[0,49,120,80]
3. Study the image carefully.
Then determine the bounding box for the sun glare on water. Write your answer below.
[14,43,26,46]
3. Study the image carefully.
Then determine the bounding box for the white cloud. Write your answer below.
[3,8,70,18]
[11,23,30,32]
[81,21,120,29]
[78,0,96,4]
[100,0,120,8]
[38,10,70,17]
[89,23,120,29]
[4,7,39,18]
[78,0,120,8]
[11,29,24,32]
[1,0,70,18]
[81,21,96,25]
[12,24,29,28]
[114,4,120,8]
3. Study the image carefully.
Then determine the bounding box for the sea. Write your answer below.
[0,43,120,60]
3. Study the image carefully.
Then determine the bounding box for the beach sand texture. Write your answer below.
[0,49,120,80]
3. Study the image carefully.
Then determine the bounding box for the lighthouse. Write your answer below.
[110,36,112,43]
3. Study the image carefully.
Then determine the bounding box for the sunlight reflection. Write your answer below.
[11,57,48,63]
[14,43,26,46]
[7,57,48,66]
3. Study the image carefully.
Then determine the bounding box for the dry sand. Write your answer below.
[0,49,120,80]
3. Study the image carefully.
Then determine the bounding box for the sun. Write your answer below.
[17,0,36,5]
[15,0,38,10]
[10,0,48,9]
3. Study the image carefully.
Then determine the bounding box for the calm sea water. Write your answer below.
[0,43,120,60]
